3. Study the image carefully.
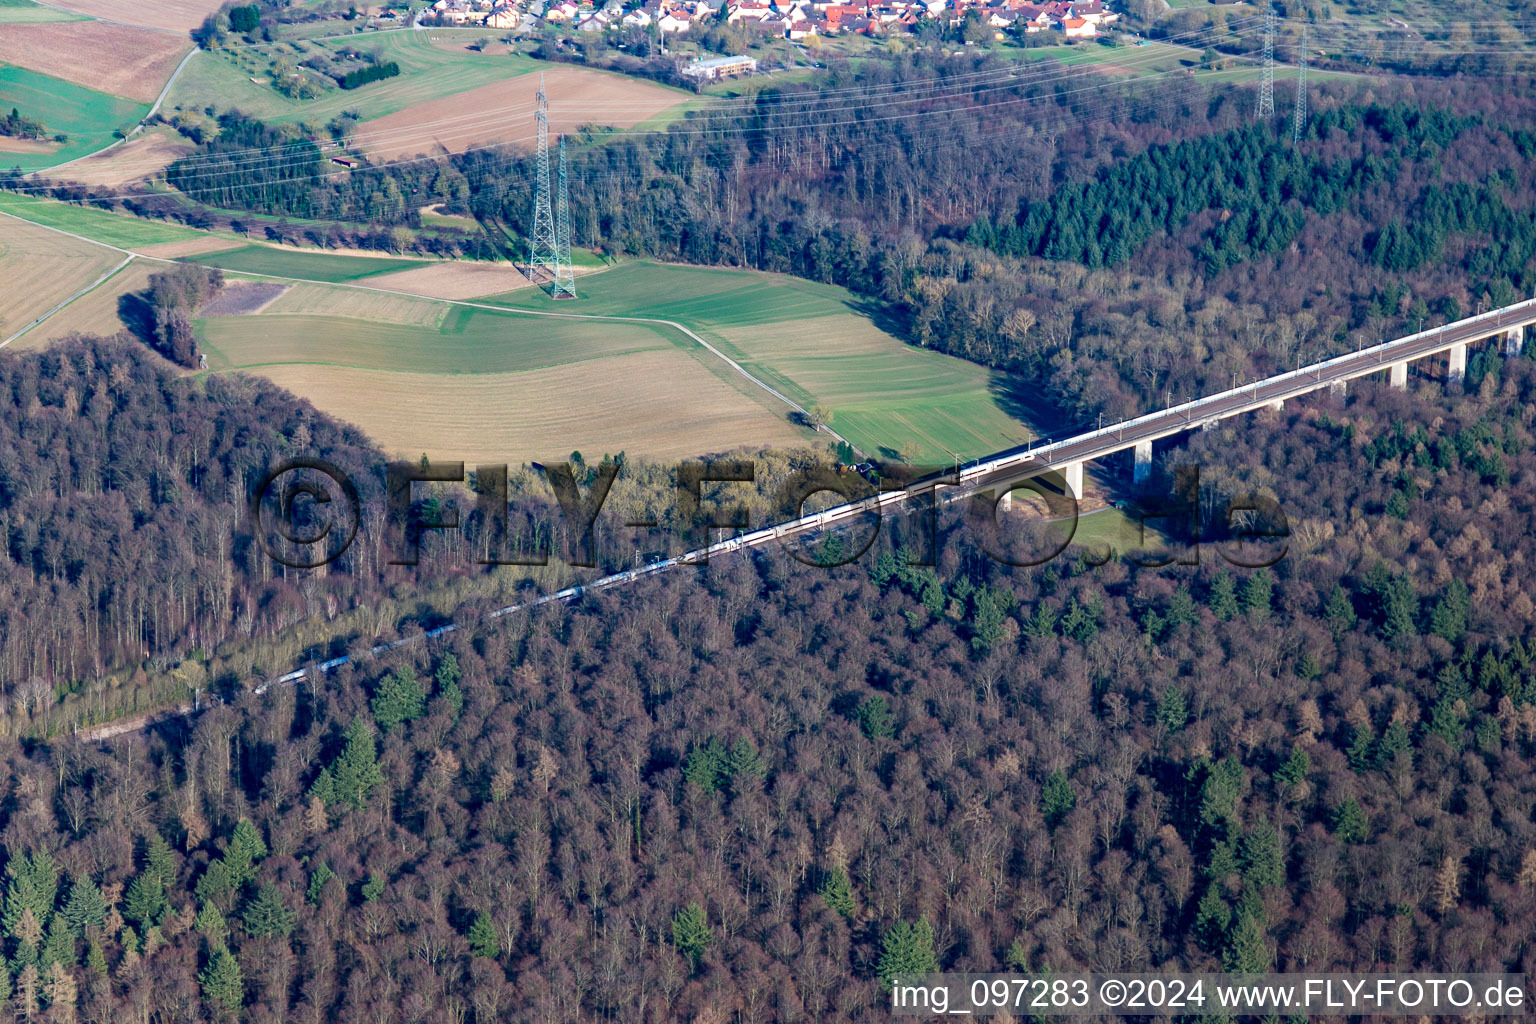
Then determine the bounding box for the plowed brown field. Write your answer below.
[355,66,687,162]
[0,21,189,102]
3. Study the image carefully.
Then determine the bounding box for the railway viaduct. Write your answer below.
[975,297,1536,503]
[210,296,1536,705]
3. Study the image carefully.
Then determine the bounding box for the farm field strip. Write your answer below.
[0,192,209,246]
[199,281,290,316]
[7,258,157,350]
[135,236,248,258]
[0,0,89,22]
[198,303,683,375]
[0,67,148,171]
[185,244,435,283]
[258,282,448,327]
[366,262,536,300]
[833,394,1026,462]
[248,350,809,465]
[0,215,129,344]
[36,0,226,31]
[354,64,691,161]
[0,21,190,103]
[41,126,195,186]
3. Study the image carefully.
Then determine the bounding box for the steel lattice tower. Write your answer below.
[1292,25,1308,144]
[526,75,560,291]
[1256,2,1275,120]
[552,135,576,299]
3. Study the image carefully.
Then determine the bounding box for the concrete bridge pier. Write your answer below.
[1506,327,1524,357]
[1330,379,1347,397]
[1266,399,1285,412]
[1389,361,1408,389]
[1061,461,1084,500]
[1446,342,1467,382]
[1133,440,1152,484]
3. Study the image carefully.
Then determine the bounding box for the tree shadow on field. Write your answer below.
[117,291,155,343]
[842,294,1076,442]
[988,373,1077,438]
[846,297,910,341]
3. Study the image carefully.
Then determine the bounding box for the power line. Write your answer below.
[14,18,1269,188]
[0,55,1286,243]
[15,27,1272,205]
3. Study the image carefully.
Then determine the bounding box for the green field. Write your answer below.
[193,274,809,464]
[0,0,90,22]
[164,32,542,126]
[419,205,478,230]
[2,188,1034,465]
[199,302,678,374]
[1008,40,1197,74]
[489,262,1035,462]
[0,192,212,247]
[188,244,432,282]
[0,67,147,171]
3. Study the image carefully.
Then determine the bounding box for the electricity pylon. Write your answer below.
[526,74,572,297]
[552,135,576,299]
[1292,25,1309,144]
[1256,2,1275,120]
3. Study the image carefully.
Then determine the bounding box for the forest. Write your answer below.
[164,116,436,226]
[0,332,1532,1021]
[963,106,1475,272]
[5,47,1536,1024]
[0,338,389,714]
[0,336,851,730]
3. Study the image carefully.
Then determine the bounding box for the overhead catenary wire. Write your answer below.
[31,15,1263,180]
[43,8,1533,186]
[14,22,1273,202]
[0,55,1308,232]
[18,12,1524,205]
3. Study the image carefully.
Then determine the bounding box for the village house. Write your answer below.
[982,8,1016,35]
[1055,12,1093,34]
[726,1,775,22]
[486,1,519,27]
[657,8,693,31]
